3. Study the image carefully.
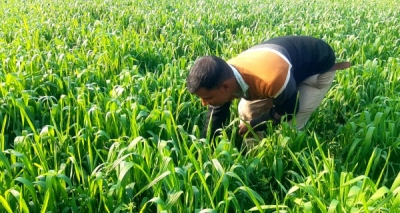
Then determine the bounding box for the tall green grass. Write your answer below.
[0,0,399,212]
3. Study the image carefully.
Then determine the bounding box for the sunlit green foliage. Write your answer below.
[0,0,399,212]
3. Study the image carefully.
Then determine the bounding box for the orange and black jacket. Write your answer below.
[202,36,336,138]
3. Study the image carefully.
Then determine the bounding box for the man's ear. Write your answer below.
[220,80,231,91]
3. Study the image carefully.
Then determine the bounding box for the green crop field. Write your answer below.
[0,0,399,212]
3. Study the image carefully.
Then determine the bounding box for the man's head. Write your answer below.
[186,56,237,106]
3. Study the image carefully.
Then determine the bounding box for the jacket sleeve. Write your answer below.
[249,75,299,131]
[201,101,232,138]
[273,74,299,116]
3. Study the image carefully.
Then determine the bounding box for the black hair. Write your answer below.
[186,56,233,93]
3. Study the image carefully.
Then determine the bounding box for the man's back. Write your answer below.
[260,36,336,83]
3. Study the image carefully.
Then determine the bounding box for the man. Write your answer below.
[186,36,351,144]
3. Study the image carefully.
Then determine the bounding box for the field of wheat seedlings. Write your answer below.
[0,0,399,212]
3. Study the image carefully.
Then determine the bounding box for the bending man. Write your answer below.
[186,36,351,144]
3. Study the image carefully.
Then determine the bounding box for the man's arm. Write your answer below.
[201,101,232,138]
[249,75,298,131]
[249,92,299,131]
[248,62,351,131]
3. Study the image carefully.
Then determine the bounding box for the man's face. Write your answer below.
[194,85,234,107]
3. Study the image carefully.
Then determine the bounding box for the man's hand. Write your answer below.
[238,122,249,137]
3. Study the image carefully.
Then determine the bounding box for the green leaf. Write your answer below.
[211,159,225,177]
[40,190,51,213]
[367,186,390,205]
[304,201,313,213]
[342,175,368,187]
[0,195,13,213]
[327,199,339,213]
[165,190,184,209]
[15,177,37,203]
[198,209,217,213]
[117,161,135,183]
[134,171,171,199]
[390,172,400,191]
[248,205,287,211]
